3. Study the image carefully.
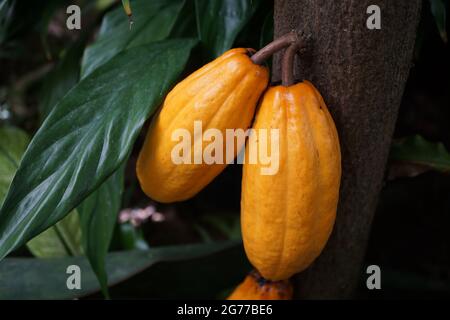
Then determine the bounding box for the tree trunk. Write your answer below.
[273,0,422,298]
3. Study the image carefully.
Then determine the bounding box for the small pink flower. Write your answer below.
[119,205,161,226]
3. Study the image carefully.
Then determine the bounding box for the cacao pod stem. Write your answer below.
[281,36,311,86]
[250,30,300,65]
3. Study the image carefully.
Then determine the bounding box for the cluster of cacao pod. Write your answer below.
[136,31,341,300]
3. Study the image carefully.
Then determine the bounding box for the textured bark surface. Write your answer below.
[273,1,422,298]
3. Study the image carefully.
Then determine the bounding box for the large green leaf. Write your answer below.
[81,0,184,77]
[39,16,117,293]
[0,126,83,257]
[78,0,187,297]
[40,37,121,292]
[32,36,87,259]
[0,39,198,260]
[390,135,450,173]
[195,0,261,58]
[0,241,244,299]
[78,164,125,297]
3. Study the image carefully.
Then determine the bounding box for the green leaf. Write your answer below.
[81,0,185,77]
[78,164,125,297]
[0,126,83,258]
[26,226,67,257]
[26,210,83,257]
[112,242,251,299]
[119,222,150,251]
[193,223,214,243]
[201,213,242,240]
[390,135,450,173]
[33,36,87,260]
[429,0,448,43]
[0,39,198,260]
[0,241,243,299]
[195,0,261,58]
[39,22,119,295]
[78,0,188,290]
[0,125,30,206]
[78,1,186,297]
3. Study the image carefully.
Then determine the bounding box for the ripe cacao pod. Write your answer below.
[227,270,293,300]
[241,81,341,280]
[137,48,269,203]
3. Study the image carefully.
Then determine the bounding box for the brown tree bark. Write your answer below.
[273,1,422,298]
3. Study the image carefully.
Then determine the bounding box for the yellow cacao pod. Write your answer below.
[241,81,341,280]
[227,270,293,300]
[137,48,269,203]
